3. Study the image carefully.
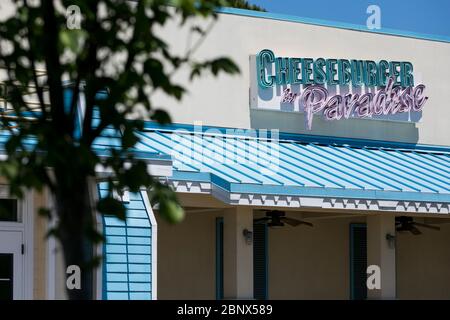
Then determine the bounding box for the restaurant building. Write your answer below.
[1,7,450,300]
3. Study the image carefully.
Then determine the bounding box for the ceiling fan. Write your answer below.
[396,216,440,235]
[254,210,313,228]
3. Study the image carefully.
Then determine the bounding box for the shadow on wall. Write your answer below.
[396,223,450,299]
[250,109,420,144]
[156,211,219,300]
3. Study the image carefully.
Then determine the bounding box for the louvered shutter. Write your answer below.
[350,223,367,300]
[253,223,268,300]
[215,217,224,300]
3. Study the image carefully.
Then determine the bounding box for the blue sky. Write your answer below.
[248,0,450,38]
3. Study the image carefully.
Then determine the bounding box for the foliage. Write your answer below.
[227,0,266,12]
[0,0,239,299]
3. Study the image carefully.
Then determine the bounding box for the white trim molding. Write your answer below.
[45,189,56,300]
[140,188,157,300]
[222,192,450,214]
[166,179,450,215]
[23,189,34,300]
[166,179,212,194]
[0,185,34,299]
[96,159,172,180]
[89,179,104,301]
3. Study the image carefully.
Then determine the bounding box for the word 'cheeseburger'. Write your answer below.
[256,49,414,88]
[255,49,428,130]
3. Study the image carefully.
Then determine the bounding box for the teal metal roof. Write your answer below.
[0,125,169,163]
[1,104,449,203]
[135,123,450,203]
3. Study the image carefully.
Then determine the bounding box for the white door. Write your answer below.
[0,231,23,300]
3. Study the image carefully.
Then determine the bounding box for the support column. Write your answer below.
[367,214,396,299]
[223,207,253,299]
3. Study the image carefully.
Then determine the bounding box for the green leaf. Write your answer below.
[122,126,139,149]
[227,0,266,12]
[97,197,126,221]
[38,208,52,219]
[0,161,19,178]
[190,57,240,80]
[120,161,152,192]
[59,29,87,55]
[0,0,240,272]
[86,255,103,269]
[190,25,205,35]
[46,227,60,240]
[85,226,105,244]
[210,57,240,75]
[162,84,185,100]
[158,199,185,224]
[151,109,172,125]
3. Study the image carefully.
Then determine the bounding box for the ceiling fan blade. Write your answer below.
[281,217,301,226]
[396,216,413,224]
[409,226,422,235]
[301,221,314,227]
[254,217,270,224]
[413,222,441,231]
[282,217,313,227]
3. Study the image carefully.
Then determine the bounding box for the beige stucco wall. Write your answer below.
[1,2,448,145]
[22,189,450,301]
[396,222,450,299]
[157,201,450,300]
[156,210,222,299]
[32,188,70,300]
[267,215,364,299]
[156,11,450,146]
[264,213,450,300]
[156,205,367,300]
[32,188,76,301]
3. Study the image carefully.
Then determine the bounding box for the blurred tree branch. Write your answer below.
[0,0,239,299]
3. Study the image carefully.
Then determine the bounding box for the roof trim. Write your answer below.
[170,170,450,204]
[168,178,450,213]
[217,7,450,44]
[142,121,450,154]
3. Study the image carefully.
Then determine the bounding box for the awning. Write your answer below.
[2,119,449,214]
[134,123,450,214]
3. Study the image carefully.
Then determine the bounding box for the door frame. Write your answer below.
[0,185,34,299]
[0,231,23,299]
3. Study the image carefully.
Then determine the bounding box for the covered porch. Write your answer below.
[155,196,450,300]
[134,122,450,300]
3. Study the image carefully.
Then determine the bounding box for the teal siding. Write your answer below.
[99,182,153,300]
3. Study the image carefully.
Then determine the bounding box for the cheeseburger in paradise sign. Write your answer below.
[250,49,428,130]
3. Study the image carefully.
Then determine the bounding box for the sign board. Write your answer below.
[250,49,428,130]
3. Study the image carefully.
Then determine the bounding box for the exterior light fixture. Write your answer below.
[243,229,253,245]
[386,233,396,249]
